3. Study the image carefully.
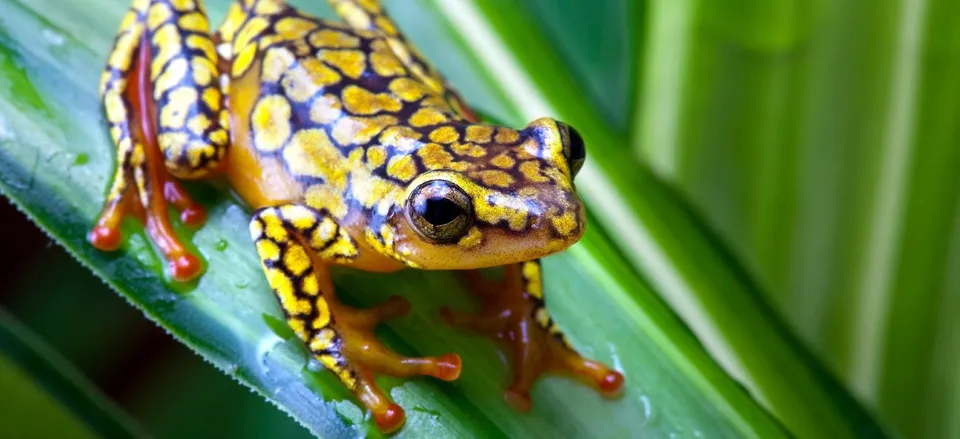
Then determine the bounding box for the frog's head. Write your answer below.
[390,118,587,269]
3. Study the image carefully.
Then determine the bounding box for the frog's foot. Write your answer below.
[250,205,461,433]
[330,295,462,432]
[89,30,209,282]
[441,261,624,411]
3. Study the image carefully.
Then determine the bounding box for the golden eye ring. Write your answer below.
[407,180,474,243]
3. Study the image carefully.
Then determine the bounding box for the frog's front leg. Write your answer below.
[442,261,624,410]
[90,0,228,281]
[250,205,462,433]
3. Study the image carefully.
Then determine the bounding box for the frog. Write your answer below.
[89,0,623,433]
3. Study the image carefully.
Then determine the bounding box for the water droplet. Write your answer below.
[215,239,228,252]
[73,153,89,165]
[41,29,65,47]
[235,279,250,289]
[668,433,680,439]
[306,358,323,372]
[693,430,704,438]
[411,406,441,417]
[639,394,655,425]
[0,115,17,141]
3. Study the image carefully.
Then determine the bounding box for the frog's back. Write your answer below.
[222,1,461,223]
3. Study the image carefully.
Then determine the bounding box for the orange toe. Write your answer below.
[373,403,405,434]
[169,254,202,282]
[598,370,625,397]
[432,353,462,381]
[88,225,121,251]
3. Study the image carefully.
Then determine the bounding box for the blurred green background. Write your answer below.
[0,0,957,438]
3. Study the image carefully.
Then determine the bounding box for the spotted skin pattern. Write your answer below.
[90,0,623,433]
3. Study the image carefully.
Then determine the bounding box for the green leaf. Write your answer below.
[0,308,145,439]
[0,0,885,438]
[633,0,960,436]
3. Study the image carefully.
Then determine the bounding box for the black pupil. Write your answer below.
[420,197,462,225]
[567,126,586,161]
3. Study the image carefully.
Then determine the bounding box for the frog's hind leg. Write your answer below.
[327,0,479,120]
[90,0,228,281]
[250,205,462,433]
[442,261,624,411]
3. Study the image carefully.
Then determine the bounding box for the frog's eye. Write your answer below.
[559,123,586,177]
[407,180,474,243]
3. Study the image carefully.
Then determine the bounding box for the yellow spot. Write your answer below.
[332,115,395,146]
[187,114,210,135]
[232,43,258,77]
[495,127,520,144]
[202,88,221,112]
[519,161,549,183]
[305,185,348,220]
[386,155,417,182]
[417,143,454,170]
[552,211,579,237]
[108,29,141,71]
[151,24,182,79]
[275,17,317,40]
[491,153,515,169]
[465,125,494,143]
[451,142,486,157]
[191,58,216,86]
[260,47,294,83]
[319,50,367,79]
[283,129,348,186]
[349,173,398,210]
[178,12,209,32]
[375,16,397,36]
[159,87,196,129]
[146,2,173,30]
[186,35,217,64]
[341,85,402,115]
[369,39,405,77]
[388,77,426,102]
[280,205,317,231]
[256,239,281,261]
[254,1,283,16]
[301,57,342,86]
[366,145,386,168]
[283,245,312,276]
[154,58,188,98]
[310,94,343,125]
[429,126,459,144]
[409,108,448,127]
[457,227,482,249]
[104,90,127,124]
[252,95,292,152]
[478,170,514,188]
[379,126,421,152]
[309,29,360,48]
[313,299,331,329]
[523,262,543,299]
[310,329,335,351]
[288,319,307,340]
[301,275,319,296]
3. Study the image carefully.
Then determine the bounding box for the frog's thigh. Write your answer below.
[147,0,229,179]
[91,0,226,281]
[249,204,462,434]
